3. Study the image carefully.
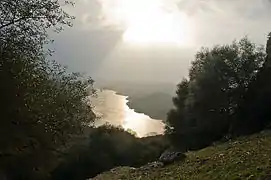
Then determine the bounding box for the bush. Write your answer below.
[52,125,169,180]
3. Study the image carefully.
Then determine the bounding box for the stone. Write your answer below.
[159,150,186,165]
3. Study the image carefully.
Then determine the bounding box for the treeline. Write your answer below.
[166,35,271,151]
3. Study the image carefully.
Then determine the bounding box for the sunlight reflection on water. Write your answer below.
[90,90,165,137]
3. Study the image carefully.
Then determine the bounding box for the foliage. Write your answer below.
[166,38,266,150]
[92,130,271,180]
[233,33,271,135]
[0,0,74,47]
[52,125,169,180]
[0,43,95,179]
[0,0,96,179]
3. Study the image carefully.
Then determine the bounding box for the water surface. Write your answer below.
[90,90,165,137]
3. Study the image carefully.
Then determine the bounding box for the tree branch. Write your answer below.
[0,17,25,29]
[0,16,47,30]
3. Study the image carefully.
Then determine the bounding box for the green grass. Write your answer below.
[93,131,271,180]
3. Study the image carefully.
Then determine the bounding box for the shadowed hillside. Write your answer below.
[128,92,173,120]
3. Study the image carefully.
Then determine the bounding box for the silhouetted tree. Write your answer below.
[165,79,190,149]
[232,33,271,135]
[167,38,266,150]
[0,0,96,179]
[0,42,96,179]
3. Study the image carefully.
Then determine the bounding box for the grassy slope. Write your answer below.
[93,131,271,180]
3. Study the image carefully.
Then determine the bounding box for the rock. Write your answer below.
[159,150,186,165]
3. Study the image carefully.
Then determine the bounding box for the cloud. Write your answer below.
[176,0,271,20]
[50,27,123,75]
[51,0,271,83]
[63,0,106,30]
[237,0,271,20]
[177,0,224,16]
[67,0,271,31]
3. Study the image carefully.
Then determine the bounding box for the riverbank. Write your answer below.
[108,89,170,121]
[91,89,165,137]
[97,81,175,120]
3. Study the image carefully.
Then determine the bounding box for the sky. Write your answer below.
[50,0,271,84]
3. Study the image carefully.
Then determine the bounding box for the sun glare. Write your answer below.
[122,105,165,137]
[112,0,190,45]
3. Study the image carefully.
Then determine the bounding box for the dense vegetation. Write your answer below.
[93,130,271,180]
[0,0,96,179]
[166,36,271,151]
[52,125,168,180]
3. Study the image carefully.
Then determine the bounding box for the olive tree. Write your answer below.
[0,0,96,179]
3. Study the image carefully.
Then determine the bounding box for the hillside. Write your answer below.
[95,80,176,120]
[128,92,173,120]
[93,131,271,180]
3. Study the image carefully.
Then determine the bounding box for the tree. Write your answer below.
[233,33,271,135]
[165,79,190,149]
[167,38,266,150]
[0,0,96,179]
[0,0,74,35]
[0,44,96,179]
[1,0,74,62]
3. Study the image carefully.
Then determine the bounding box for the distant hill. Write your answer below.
[95,80,176,96]
[95,80,176,120]
[128,92,173,120]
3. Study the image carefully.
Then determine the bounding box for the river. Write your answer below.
[90,90,165,137]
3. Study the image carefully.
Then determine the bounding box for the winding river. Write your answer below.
[90,90,165,137]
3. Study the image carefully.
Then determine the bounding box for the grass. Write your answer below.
[93,131,271,180]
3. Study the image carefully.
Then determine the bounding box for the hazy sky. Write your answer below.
[50,0,271,84]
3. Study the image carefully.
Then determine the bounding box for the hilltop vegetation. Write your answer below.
[166,37,271,151]
[93,131,271,180]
